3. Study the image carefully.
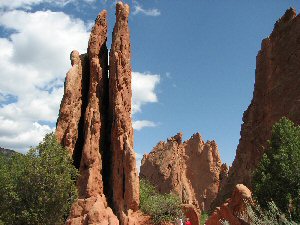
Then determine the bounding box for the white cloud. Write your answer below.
[0,0,73,10]
[0,8,161,152]
[133,120,158,131]
[0,10,89,152]
[132,71,160,114]
[132,3,161,17]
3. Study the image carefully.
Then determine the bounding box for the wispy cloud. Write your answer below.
[132,2,161,17]
[0,0,73,10]
[133,120,158,131]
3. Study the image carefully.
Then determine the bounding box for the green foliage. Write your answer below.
[253,117,300,222]
[200,211,209,225]
[140,179,183,224]
[0,133,78,225]
[246,202,297,225]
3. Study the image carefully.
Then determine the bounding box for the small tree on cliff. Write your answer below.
[0,133,78,225]
[252,117,300,222]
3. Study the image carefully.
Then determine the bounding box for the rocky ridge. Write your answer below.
[56,3,139,225]
[213,8,300,208]
[0,147,16,157]
[140,132,223,214]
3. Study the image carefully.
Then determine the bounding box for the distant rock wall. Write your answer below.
[213,8,300,208]
[56,3,139,224]
[140,132,222,213]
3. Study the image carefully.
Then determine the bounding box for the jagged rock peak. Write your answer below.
[274,7,296,30]
[140,132,222,214]
[88,10,108,58]
[116,1,130,18]
[212,9,300,210]
[167,132,183,144]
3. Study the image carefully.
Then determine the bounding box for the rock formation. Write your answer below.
[213,8,300,208]
[140,132,222,213]
[109,3,139,219]
[181,204,200,225]
[206,184,253,225]
[56,3,139,224]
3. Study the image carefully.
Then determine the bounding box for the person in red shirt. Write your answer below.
[185,218,192,225]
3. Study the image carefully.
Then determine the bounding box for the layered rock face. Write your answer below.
[140,132,222,213]
[213,8,300,208]
[206,184,253,225]
[56,3,139,224]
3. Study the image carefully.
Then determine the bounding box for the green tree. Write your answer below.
[0,133,78,225]
[253,117,300,222]
[140,179,183,224]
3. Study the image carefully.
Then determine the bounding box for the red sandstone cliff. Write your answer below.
[213,8,300,208]
[140,132,222,214]
[56,3,139,225]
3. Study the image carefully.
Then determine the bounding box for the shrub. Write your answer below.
[246,202,297,225]
[252,117,300,222]
[140,179,183,224]
[0,133,78,225]
[200,211,209,225]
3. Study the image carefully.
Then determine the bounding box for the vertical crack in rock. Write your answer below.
[109,2,139,220]
[57,3,140,224]
[212,8,300,209]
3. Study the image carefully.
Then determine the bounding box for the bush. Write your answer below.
[140,179,183,224]
[0,133,78,225]
[246,202,297,225]
[201,211,209,225]
[252,117,300,222]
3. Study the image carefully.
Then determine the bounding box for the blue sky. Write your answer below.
[0,0,299,167]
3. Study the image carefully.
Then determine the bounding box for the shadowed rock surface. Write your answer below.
[213,8,300,208]
[140,132,222,214]
[0,147,16,157]
[56,3,139,224]
[206,184,253,225]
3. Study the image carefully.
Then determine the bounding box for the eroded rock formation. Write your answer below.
[213,8,300,208]
[140,132,222,213]
[56,3,139,224]
[206,184,253,225]
[109,3,139,219]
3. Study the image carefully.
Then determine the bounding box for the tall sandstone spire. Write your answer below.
[56,3,139,224]
[109,2,139,217]
[213,8,300,208]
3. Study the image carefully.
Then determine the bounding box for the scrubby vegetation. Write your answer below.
[253,117,300,222]
[0,133,78,225]
[201,211,209,225]
[246,202,297,225]
[140,178,183,224]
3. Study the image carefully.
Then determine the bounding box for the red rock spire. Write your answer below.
[57,3,140,224]
[109,1,140,219]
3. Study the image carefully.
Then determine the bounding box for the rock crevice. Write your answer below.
[56,3,139,225]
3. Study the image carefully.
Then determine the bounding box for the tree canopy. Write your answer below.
[0,133,78,225]
[253,117,300,222]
